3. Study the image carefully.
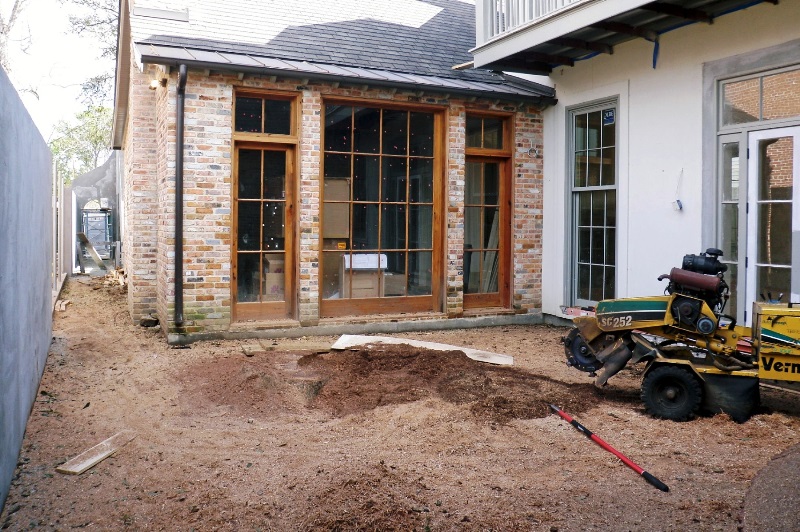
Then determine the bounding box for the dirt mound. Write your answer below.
[181,343,634,423]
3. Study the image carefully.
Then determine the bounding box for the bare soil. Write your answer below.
[2,276,800,530]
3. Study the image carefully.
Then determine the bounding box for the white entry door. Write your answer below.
[746,127,800,314]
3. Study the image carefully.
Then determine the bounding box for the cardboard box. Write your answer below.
[383,272,407,296]
[266,258,284,273]
[263,272,284,301]
[324,179,351,238]
[342,270,382,298]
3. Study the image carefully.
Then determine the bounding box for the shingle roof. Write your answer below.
[127,0,554,101]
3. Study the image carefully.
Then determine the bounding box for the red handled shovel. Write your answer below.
[549,404,669,492]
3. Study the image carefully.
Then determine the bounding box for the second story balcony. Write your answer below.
[472,0,779,75]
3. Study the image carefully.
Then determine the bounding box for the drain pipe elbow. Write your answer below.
[174,64,188,326]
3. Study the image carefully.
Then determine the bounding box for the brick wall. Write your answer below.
[123,61,159,321]
[121,64,545,334]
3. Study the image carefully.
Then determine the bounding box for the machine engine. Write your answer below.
[658,248,730,334]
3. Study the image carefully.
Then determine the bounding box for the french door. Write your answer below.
[745,127,800,317]
[233,145,295,320]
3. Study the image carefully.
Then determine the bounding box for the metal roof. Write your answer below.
[136,41,554,102]
[475,0,780,75]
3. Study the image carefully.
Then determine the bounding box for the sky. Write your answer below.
[3,0,115,141]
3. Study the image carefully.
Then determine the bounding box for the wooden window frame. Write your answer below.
[464,111,513,309]
[319,97,446,318]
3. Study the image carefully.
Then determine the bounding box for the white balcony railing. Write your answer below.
[476,0,587,46]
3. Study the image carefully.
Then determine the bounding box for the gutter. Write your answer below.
[174,63,187,326]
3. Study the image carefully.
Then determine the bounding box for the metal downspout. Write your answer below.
[175,64,187,326]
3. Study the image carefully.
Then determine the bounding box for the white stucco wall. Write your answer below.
[542,1,800,316]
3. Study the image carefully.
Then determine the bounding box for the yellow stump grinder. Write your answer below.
[562,248,800,422]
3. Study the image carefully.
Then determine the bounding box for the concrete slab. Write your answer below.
[330,334,514,366]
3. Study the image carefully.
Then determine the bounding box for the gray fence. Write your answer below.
[0,66,62,511]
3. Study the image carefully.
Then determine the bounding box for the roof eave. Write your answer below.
[137,53,556,106]
[112,0,131,149]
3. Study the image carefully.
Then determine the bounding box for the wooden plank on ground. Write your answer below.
[56,430,136,475]
[331,335,514,366]
[77,232,107,270]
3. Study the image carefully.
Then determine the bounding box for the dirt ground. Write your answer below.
[2,276,800,531]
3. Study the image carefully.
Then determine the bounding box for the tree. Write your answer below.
[50,106,112,184]
[60,0,118,103]
[0,0,29,72]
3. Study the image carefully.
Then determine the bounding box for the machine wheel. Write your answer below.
[641,365,702,421]
[563,328,602,373]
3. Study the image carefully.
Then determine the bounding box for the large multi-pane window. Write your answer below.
[571,105,617,304]
[320,103,441,317]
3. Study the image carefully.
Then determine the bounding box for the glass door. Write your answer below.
[233,146,294,320]
[745,127,800,316]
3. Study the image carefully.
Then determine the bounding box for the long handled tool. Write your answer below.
[549,404,669,492]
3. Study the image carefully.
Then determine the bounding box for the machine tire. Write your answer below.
[641,365,702,421]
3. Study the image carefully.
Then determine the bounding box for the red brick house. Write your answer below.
[112,0,555,341]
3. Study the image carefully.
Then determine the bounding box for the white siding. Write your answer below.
[542,2,800,316]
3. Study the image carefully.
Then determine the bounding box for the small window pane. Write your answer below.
[383,252,407,297]
[721,203,738,260]
[587,111,602,150]
[464,206,481,249]
[409,112,434,156]
[262,202,284,250]
[605,191,616,227]
[604,266,615,299]
[354,107,380,154]
[591,191,605,226]
[262,151,285,200]
[757,265,790,302]
[591,228,605,264]
[409,158,433,203]
[484,163,499,205]
[575,114,587,151]
[577,264,590,300]
[577,192,591,226]
[600,147,615,186]
[322,251,345,299]
[409,205,432,249]
[352,203,379,249]
[483,207,499,248]
[238,149,261,199]
[235,97,262,133]
[237,202,260,250]
[382,157,407,202]
[263,252,285,301]
[353,156,379,202]
[578,228,590,262]
[325,153,351,179]
[409,251,432,295]
[587,150,601,187]
[383,110,408,155]
[381,204,406,249]
[762,69,800,121]
[466,116,482,148]
[237,253,260,302]
[574,152,587,188]
[465,162,482,205]
[483,118,503,149]
[481,251,499,292]
[590,265,604,301]
[325,105,352,151]
[760,137,793,201]
[721,143,740,202]
[605,229,615,265]
[264,99,291,134]
[722,78,760,126]
[758,202,791,265]
[602,110,615,148]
